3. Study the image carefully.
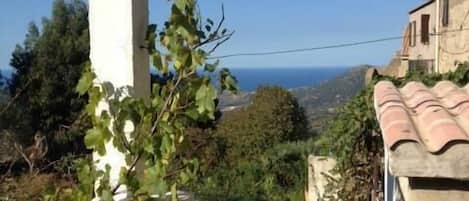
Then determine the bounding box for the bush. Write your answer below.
[214,86,309,165]
[196,139,315,201]
[193,86,312,201]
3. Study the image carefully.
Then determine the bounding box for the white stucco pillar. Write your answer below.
[89,0,150,200]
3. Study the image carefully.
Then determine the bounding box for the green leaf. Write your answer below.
[184,107,199,120]
[195,83,217,117]
[100,189,113,201]
[192,50,206,67]
[175,0,186,11]
[204,60,219,72]
[219,68,239,93]
[180,171,190,184]
[140,164,168,196]
[84,127,110,156]
[207,18,214,26]
[205,25,211,32]
[152,52,163,72]
[148,24,157,33]
[175,47,191,70]
[76,70,94,95]
[143,139,155,154]
[160,134,172,155]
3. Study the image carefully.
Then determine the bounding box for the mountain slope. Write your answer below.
[291,65,368,129]
[219,65,370,130]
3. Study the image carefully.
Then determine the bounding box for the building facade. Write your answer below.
[407,1,437,73]
[439,0,469,72]
[402,0,469,74]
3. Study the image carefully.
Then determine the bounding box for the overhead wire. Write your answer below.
[208,27,469,60]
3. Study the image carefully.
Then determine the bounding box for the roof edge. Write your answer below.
[409,0,436,14]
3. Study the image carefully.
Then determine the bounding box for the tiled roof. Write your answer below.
[374,80,469,153]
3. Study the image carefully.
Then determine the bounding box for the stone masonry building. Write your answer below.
[378,0,469,78]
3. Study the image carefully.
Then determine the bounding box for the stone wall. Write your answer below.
[306,156,338,201]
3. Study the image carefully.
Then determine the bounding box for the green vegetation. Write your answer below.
[1,4,89,198]
[1,0,89,157]
[196,140,315,201]
[292,66,368,130]
[219,66,369,131]
[215,86,309,163]
[49,0,238,200]
[4,0,447,200]
[0,3,89,200]
[191,86,311,201]
[316,63,469,201]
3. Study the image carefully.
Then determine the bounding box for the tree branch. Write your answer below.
[14,143,34,174]
[111,153,142,194]
[0,76,35,115]
[193,4,227,50]
[208,31,234,55]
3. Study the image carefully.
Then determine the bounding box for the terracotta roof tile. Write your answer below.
[374,81,469,153]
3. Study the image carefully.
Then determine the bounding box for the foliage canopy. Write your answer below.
[214,86,309,164]
[192,86,310,201]
[2,0,89,156]
[48,0,238,200]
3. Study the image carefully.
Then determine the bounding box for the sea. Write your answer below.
[1,67,349,92]
[229,67,348,91]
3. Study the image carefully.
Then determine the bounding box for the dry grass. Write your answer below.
[0,173,75,201]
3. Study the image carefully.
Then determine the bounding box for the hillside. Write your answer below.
[219,65,370,130]
[292,65,368,129]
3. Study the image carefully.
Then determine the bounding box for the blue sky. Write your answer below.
[0,0,421,71]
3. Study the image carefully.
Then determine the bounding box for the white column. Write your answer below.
[89,0,150,200]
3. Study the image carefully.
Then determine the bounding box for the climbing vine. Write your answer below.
[317,63,469,201]
[45,0,237,200]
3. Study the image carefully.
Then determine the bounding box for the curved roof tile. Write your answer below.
[374,81,469,153]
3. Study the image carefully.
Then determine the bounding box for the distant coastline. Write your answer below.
[228,66,349,91]
[1,66,351,91]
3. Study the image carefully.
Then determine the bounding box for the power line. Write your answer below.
[208,27,469,60]
[208,36,403,59]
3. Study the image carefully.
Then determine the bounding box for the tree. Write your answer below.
[4,0,89,154]
[49,0,237,200]
[192,86,311,201]
[214,86,309,165]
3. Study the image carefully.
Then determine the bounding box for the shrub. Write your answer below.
[214,86,309,165]
[196,139,315,201]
